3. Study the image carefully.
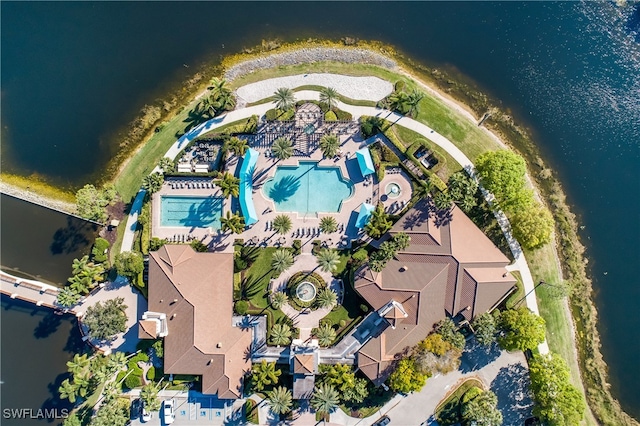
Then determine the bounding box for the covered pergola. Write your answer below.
[355,203,375,229]
[356,148,375,178]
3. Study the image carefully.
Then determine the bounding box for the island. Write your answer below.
[2,41,633,426]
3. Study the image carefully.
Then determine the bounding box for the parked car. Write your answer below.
[163,399,175,424]
[141,401,151,423]
[372,415,390,426]
[130,398,142,421]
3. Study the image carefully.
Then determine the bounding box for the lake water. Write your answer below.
[1,1,639,419]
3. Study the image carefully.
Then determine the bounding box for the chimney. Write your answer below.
[171,313,177,319]
[217,342,222,348]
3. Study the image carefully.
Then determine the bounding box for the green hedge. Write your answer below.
[265,108,294,121]
[91,238,110,263]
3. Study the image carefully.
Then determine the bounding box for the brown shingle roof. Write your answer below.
[138,320,158,339]
[293,354,315,375]
[356,199,516,385]
[148,245,252,398]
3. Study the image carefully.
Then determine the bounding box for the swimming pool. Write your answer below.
[262,161,353,214]
[160,196,224,228]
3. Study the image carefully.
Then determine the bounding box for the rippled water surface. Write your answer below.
[2,1,639,419]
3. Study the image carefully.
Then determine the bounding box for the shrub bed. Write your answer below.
[286,271,327,311]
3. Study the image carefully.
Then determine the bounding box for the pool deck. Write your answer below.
[151,178,230,245]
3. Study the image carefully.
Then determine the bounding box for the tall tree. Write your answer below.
[319,216,338,234]
[315,323,337,347]
[214,172,240,198]
[270,292,288,310]
[57,287,81,308]
[315,288,337,309]
[142,172,164,194]
[220,211,245,234]
[83,297,128,341]
[460,390,503,426]
[316,248,340,273]
[269,323,292,346]
[251,360,282,392]
[75,184,117,223]
[529,353,585,425]
[319,134,340,158]
[271,137,294,161]
[319,87,339,110]
[114,251,144,281]
[227,136,249,157]
[267,386,293,415]
[472,312,498,346]
[405,89,424,117]
[140,383,161,412]
[158,157,175,174]
[310,383,340,415]
[475,150,531,212]
[58,379,78,403]
[68,274,93,295]
[388,358,426,394]
[392,232,411,251]
[497,307,546,352]
[436,318,466,350]
[66,353,90,376]
[364,203,392,239]
[271,249,294,274]
[511,204,554,250]
[272,87,295,111]
[272,214,292,234]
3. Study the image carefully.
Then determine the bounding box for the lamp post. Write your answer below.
[511,280,560,308]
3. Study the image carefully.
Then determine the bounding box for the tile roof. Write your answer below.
[138,320,158,339]
[293,354,315,375]
[148,245,252,399]
[355,198,516,385]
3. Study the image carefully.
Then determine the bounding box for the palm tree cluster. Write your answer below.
[226,136,249,157]
[200,78,236,117]
[446,171,479,213]
[387,88,424,118]
[364,203,392,240]
[251,360,282,392]
[57,255,106,308]
[369,232,410,273]
[59,351,128,405]
[140,383,161,412]
[214,172,240,198]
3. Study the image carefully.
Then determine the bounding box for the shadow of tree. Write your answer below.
[268,174,301,203]
[177,196,223,228]
[50,217,97,255]
[489,363,534,425]
[459,338,502,373]
[33,311,63,339]
[43,372,75,422]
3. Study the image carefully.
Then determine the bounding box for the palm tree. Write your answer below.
[140,383,161,412]
[68,274,92,295]
[209,78,231,98]
[269,323,292,346]
[316,248,340,273]
[315,288,338,309]
[319,217,338,234]
[199,94,217,117]
[251,360,282,392]
[271,249,294,274]
[213,89,237,112]
[57,287,81,308]
[80,262,105,282]
[270,292,288,310]
[388,90,409,113]
[271,137,294,161]
[107,351,128,373]
[71,256,89,276]
[227,136,249,157]
[73,372,90,397]
[319,87,339,110]
[405,89,424,117]
[272,214,292,234]
[392,232,411,251]
[66,353,89,376]
[267,386,293,415]
[433,192,453,211]
[311,383,339,416]
[214,172,240,198]
[319,134,340,158]
[272,87,295,111]
[158,157,175,174]
[142,172,164,194]
[364,204,392,239]
[220,211,245,234]
[58,378,78,403]
[315,323,337,347]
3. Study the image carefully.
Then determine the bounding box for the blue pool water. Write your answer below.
[262,161,353,214]
[160,196,224,228]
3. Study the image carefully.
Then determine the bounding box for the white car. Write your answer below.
[141,402,151,423]
[163,399,175,424]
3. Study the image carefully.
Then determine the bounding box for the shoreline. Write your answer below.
[5,41,633,425]
[0,181,76,215]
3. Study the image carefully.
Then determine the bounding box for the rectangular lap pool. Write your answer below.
[160,196,224,228]
[262,161,353,215]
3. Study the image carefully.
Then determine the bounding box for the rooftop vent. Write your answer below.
[217,342,222,348]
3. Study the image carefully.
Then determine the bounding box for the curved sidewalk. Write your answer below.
[120,75,547,355]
